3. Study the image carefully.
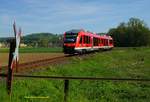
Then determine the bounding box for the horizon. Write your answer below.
[0,0,150,37]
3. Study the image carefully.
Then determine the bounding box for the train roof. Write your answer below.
[66,29,84,34]
[65,29,113,40]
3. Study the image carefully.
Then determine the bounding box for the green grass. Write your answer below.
[0,47,150,102]
[0,47,62,53]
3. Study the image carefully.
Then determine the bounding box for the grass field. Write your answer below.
[0,47,62,53]
[0,47,150,102]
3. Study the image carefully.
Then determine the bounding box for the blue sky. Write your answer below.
[0,0,150,37]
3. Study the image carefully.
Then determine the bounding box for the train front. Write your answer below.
[63,30,79,54]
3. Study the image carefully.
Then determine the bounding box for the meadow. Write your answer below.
[0,47,150,102]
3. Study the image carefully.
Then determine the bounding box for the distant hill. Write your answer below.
[23,33,63,47]
[0,37,12,42]
[0,33,63,47]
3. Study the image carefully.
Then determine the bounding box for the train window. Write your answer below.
[110,40,113,44]
[93,37,99,46]
[86,36,88,44]
[102,39,105,45]
[64,33,78,43]
[104,40,106,45]
[83,36,86,44]
[99,39,102,44]
[79,36,82,44]
[83,36,90,44]
[88,36,90,44]
[80,36,90,44]
[107,40,109,45]
[87,36,90,44]
[104,39,109,46]
[96,38,98,46]
[103,39,104,45]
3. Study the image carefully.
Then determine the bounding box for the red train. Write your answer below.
[63,29,114,54]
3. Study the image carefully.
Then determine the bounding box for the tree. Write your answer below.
[108,18,150,47]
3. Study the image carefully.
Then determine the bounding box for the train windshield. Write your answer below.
[64,33,78,43]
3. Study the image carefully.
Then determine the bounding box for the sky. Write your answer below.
[0,0,150,37]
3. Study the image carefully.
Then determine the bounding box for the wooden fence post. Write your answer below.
[7,39,16,95]
[64,80,69,102]
[0,64,1,80]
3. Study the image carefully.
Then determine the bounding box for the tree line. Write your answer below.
[108,18,150,47]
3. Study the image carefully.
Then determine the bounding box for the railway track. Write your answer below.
[1,52,94,73]
[2,54,74,73]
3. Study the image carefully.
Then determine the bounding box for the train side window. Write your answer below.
[103,39,105,45]
[109,40,111,44]
[93,37,99,46]
[83,36,85,44]
[97,38,98,46]
[88,36,90,44]
[84,36,86,44]
[93,38,95,46]
[96,38,97,46]
[87,36,89,44]
[79,36,82,44]
[84,36,89,44]
[106,40,108,45]
[106,40,108,46]
[100,39,102,44]
[86,36,88,44]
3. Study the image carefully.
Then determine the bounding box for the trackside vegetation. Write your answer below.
[0,47,150,102]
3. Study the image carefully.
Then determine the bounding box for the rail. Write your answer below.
[1,73,150,81]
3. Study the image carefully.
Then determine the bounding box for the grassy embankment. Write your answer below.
[0,47,150,102]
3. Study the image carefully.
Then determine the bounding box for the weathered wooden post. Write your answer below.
[7,39,16,95]
[0,64,1,80]
[6,22,21,95]
[64,80,69,102]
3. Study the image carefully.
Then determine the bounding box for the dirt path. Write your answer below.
[0,53,64,66]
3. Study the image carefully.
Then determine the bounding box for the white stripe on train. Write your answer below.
[75,46,113,51]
